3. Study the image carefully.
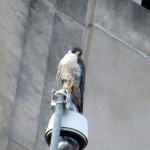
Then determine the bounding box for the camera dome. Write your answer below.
[45,110,88,149]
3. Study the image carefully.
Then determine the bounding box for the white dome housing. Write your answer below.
[45,110,88,149]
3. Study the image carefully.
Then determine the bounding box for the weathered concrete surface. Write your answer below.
[9,0,55,150]
[0,0,88,149]
[0,132,9,150]
[94,0,150,57]
[0,0,30,137]
[0,0,31,60]
[84,27,150,150]
[8,141,27,150]
[54,0,89,24]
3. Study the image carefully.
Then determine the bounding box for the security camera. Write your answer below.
[45,110,88,150]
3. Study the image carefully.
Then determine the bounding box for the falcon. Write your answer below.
[56,47,85,113]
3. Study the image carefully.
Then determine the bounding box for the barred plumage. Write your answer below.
[56,47,85,113]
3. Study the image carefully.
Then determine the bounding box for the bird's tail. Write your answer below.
[71,86,83,114]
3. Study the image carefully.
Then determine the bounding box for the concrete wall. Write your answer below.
[0,0,150,150]
[85,0,150,150]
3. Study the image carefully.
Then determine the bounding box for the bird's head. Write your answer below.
[68,47,83,56]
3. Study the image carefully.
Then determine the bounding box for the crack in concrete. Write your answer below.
[9,138,29,150]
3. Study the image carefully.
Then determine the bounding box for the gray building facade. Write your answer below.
[0,0,150,150]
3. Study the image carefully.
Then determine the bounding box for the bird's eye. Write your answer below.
[71,47,82,56]
[71,49,77,54]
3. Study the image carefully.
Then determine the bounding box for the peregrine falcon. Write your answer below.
[56,47,85,113]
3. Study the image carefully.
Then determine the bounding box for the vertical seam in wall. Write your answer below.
[7,1,33,149]
[84,0,97,69]
[84,26,94,69]
[33,10,56,150]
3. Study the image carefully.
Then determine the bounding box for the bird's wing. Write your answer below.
[78,58,85,92]
[78,58,85,113]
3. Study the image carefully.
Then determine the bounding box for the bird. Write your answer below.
[56,47,85,113]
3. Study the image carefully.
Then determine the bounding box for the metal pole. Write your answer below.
[50,94,64,150]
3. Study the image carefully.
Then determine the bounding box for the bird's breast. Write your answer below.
[60,54,81,81]
[60,54,77,65]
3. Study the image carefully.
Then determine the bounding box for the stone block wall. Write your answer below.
[0,0,150,150]
[0,0,88,149]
